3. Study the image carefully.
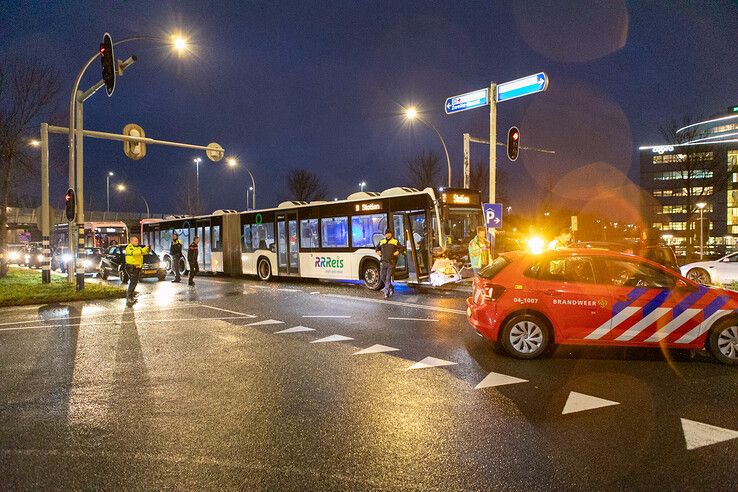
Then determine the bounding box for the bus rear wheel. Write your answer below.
[257,258,272,281]
[362,260,383,291]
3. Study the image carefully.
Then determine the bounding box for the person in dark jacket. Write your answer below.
[375,228,403,298]
[169,232,183,283]
[187,236,200,286]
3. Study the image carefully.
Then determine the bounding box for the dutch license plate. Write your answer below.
[143,269,156,275]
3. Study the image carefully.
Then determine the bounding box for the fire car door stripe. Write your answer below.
[645,308,701,342]
[672,285,709,318]
[616,307,671,341]
[612,287,648,315]
[674,295,731,344]
[585,306,640,340]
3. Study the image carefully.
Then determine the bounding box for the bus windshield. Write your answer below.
[444,208,482,247]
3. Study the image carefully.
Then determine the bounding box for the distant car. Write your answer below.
[5,244,28,265]
[52,247,103,274]
[99,244,166,282]
[680,252,738,285]
[575,240,680,272]
[467,248,738,365]
[23,246,44,269]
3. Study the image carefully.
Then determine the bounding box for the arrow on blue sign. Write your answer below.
[496,72,549,103]
[444,88,489,115]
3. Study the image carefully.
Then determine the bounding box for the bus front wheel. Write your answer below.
[362,260,383,291]
[257,258,272,281]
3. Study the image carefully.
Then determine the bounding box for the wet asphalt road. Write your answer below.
[0,274,737,490]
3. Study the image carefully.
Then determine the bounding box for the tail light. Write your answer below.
[483,284,506,301]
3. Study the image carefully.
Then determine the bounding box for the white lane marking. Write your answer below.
[302,315,351,319]
[193,278,233,285]
[277,288,301,292]
[388,317,438,322]
[309,291,321,295]
[645,308,701,342]
[353,344,400,355]
[274,326,315,334]
[475,372,528,389]
[585,306,639,340]
[0,304,191,327]
[0,316,257,332]
[675,309,732,344]
[615,307,670,341]
[562,391,620,415]
[681,418,738,450]
[200,305,256,317]
[246,319,284,326]
[248,285,272,290]
[310,334,354,343]
[324,293,466,315]
[407,356,457,370]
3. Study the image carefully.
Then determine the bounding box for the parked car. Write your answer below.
[99,244,166,282]
[680,252,738,285]
[52,247,103,274]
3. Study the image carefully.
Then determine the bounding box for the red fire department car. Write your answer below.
[466,249,738,365]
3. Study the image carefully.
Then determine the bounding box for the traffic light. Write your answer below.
[100,32,115,97]
[64,188,75,221]
[507,126,520,162]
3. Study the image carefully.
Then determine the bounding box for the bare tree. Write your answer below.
[468,160,507,203]
[0,56,60,249]
[406,150,441,189]
[658,117,728,252]
[287,169,327,201]
[175,174,200,216]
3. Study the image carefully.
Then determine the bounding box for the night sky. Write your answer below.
[2,1,737,221]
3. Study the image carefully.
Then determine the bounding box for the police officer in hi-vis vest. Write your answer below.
[375,228,404,298]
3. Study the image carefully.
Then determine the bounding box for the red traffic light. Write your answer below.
[507,126,520,162]
[512,131,519,141]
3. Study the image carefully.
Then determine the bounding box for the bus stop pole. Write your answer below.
[40,123,51,284]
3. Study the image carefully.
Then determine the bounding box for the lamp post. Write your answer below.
[697,202,707,259]
[106,171,114,212]
[193,157,202,212]
[359,181,366,192]
[246,187,253,210]
[404,106,452,187]
[227,158,256,209]
[116,183,149,217]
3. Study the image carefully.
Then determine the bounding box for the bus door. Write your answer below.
[408,211,430,280]
[392,214,408,279]
[276,213,299,275]
[197,220,211,270]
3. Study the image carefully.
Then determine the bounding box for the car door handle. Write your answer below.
[544,289,562,296]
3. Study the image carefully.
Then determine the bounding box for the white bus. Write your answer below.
[141,187,484,289]
[52,221,128,250]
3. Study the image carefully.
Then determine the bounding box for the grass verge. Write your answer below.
[0,267,126,307]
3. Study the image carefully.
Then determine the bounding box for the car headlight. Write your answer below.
[24,255,31,261]
[82,259,92,268]
[9,251,20,261]
[527,237,546,255]
[62,254,72,263]
[37,254,44,262]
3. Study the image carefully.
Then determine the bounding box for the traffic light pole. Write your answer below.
[40,123,51,284]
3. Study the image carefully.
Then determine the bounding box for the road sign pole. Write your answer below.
[75,91,85,290]
[40,123,51,284]
[463,133,470,188]
[489,83,497,251]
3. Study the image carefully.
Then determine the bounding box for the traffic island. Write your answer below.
[0,267,126,307]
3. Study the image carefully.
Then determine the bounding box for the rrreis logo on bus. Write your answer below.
[315,256,344,269]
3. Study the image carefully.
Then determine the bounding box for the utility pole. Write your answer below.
[40,123,51,284]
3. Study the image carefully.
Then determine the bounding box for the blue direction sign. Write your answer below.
[445,88,489,115]
[482,203,503,229]
[496,72,549,103]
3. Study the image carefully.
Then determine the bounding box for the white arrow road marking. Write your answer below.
[274,326,315,334]
[681,418,738,450]
[310,334,354,343]
[475,372,528,389]
[309,291,321,295]
[246,319,284,326]
[353,344,401,355]
[277,288,301,293]
[407,356,457,370]
[200,305,257,317]
[562,392,620,415]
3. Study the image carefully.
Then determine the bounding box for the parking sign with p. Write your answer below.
[482,203,503,229]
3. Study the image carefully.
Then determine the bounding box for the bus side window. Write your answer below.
[300,219,319,249]
[242,224,252,252]
[212,225,221,252]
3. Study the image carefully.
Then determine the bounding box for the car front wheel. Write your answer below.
[686,268,711,285]
[708,318,738,365]
[501,314,551,359]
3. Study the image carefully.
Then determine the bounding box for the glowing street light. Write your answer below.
[359,181,367,192]
[106,171,115,212]
[171,34,189,55]
[29,139,41,147]
[116,183,150,217]
[403,106,451,187]
[226,158,256,209]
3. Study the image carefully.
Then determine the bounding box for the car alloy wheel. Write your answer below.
[502,314,550,359]
[709,320,738,365]
[687,268,711,285]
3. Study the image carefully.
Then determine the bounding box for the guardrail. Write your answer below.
[4,207,171,226]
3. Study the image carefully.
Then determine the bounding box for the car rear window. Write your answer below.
[478,256,510,279]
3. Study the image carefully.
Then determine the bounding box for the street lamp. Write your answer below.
[246,186,253,211]
[116,183,149,217]
[29,139,40,147]
[193,157,202,213]
[697,202,707,259]
[359,181,367,192]
[506,206,512,216]
[404,106,452,187]
[227,158,257,209]
[106,171,114,212]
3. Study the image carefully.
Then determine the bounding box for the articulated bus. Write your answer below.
[52,221,129,251]
[140,187,483,289]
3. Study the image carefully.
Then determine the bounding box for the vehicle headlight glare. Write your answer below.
[62,254,72,263]
[528,237,545,255]
[82,260,92,268]
[37,254,44,262]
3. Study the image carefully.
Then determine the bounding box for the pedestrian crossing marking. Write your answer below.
[310,334,354,343]
[407,356,457,370]
[562,391,620,415]
[681,418,738,450]
[475,372,528,389]
[274,326,315,334]
[247,319,284,326]
[353,344,401,355]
